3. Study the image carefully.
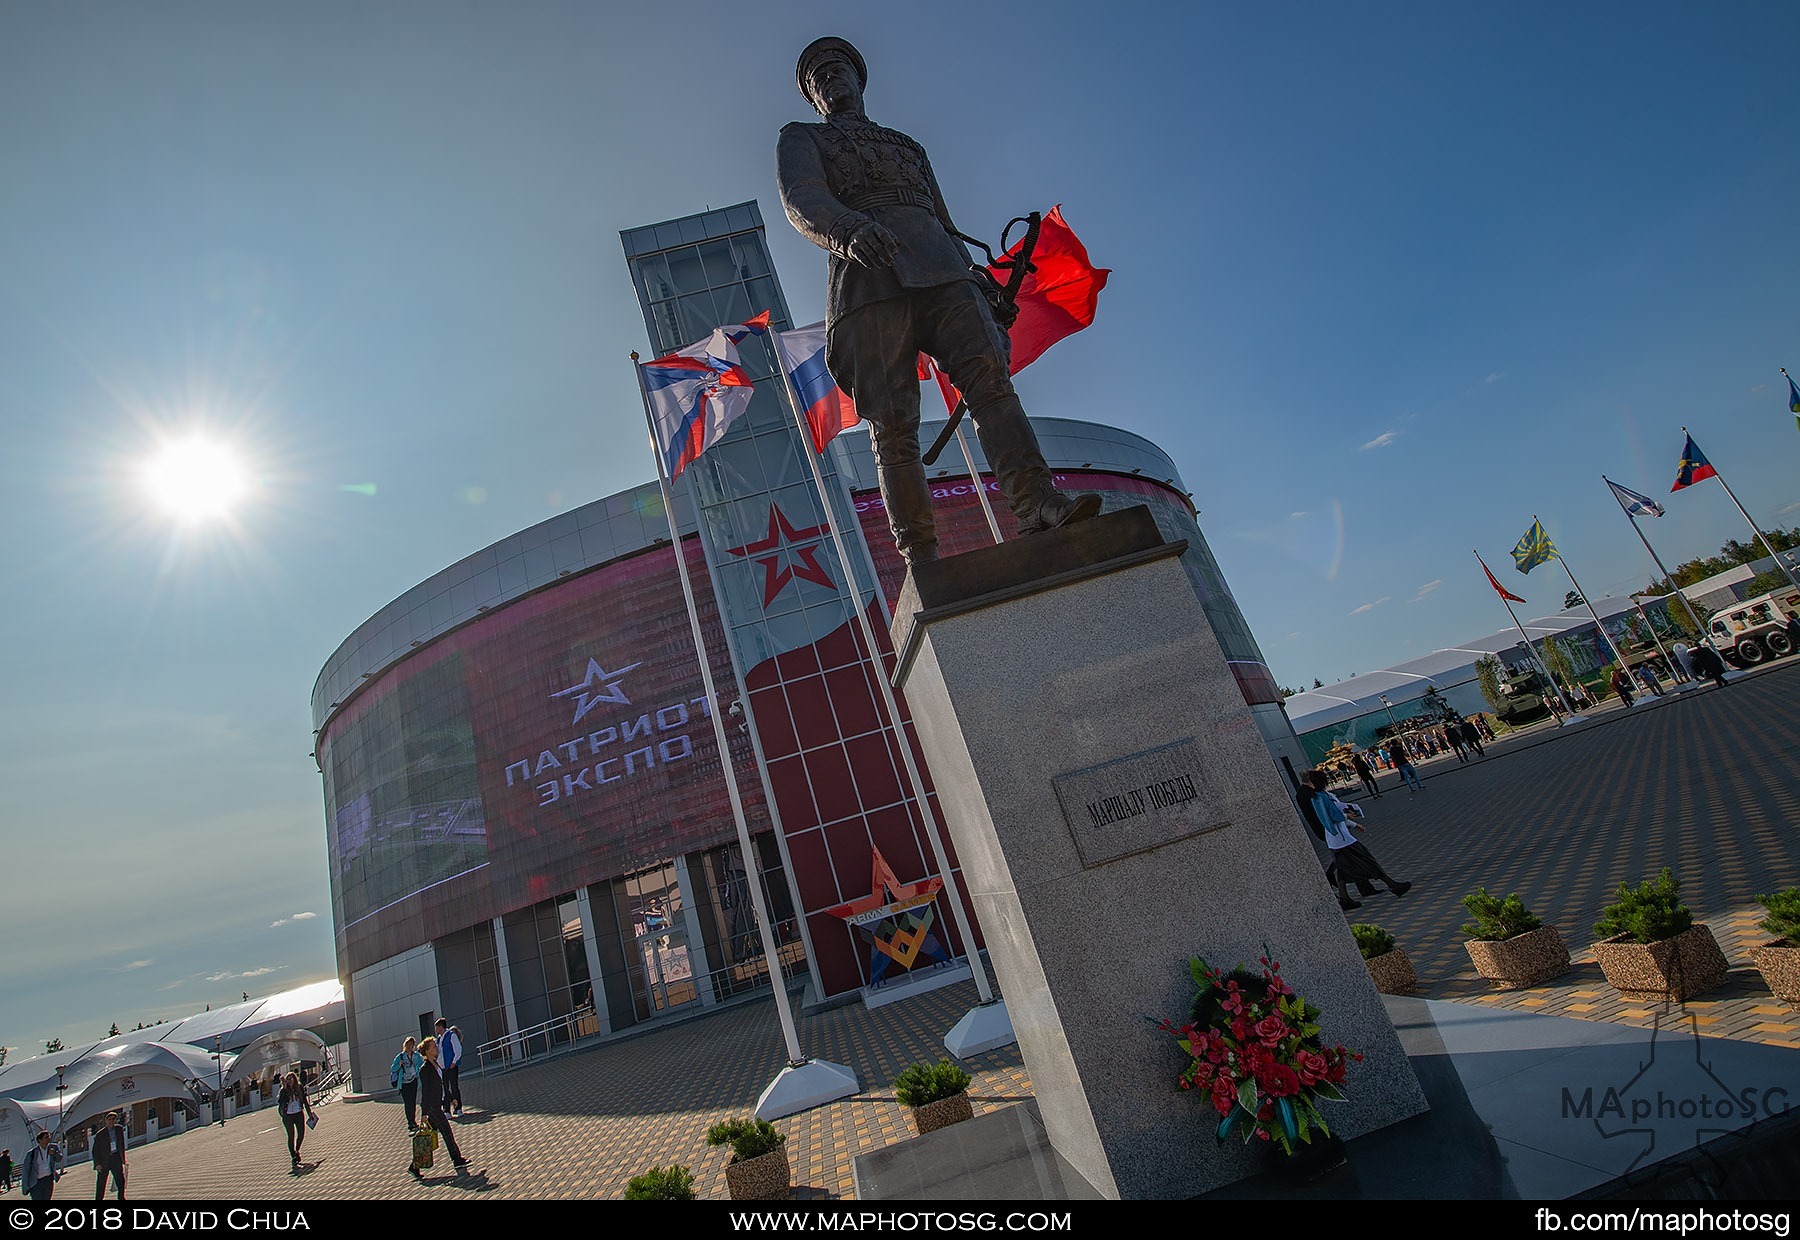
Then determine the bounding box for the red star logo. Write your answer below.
[725,504,834,607]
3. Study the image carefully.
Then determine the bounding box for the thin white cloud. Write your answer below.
[1485,372,1505,384]
[1776,500,1800,517]
[1749,383,1767,393]
[1360,431,1399,452]
[1290,511,1307,519]
[241,966,279,977]
[270,911,318,928]
[119,959,154,971]
[1348,596,1391,616]
[1410,579,1443,603]
[205,965,284,983]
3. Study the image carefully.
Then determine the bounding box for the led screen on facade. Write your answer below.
[321,540,764,968]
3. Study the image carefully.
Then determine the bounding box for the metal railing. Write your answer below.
[470,944,808,1077]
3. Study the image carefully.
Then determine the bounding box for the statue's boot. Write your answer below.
[875,450,939,565]
[972,394,1102,536]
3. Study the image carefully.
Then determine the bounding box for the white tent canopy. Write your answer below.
[1284,595,1653,736]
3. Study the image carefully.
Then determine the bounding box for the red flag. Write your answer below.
[1482,558,1526,603]
[917,208,1106,419]
[989,205,1109,373]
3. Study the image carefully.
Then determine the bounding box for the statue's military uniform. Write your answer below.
[777,39,1093,564]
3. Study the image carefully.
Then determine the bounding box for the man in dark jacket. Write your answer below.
[91,1112,126,1200]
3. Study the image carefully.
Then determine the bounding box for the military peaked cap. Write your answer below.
[796,37,867,99]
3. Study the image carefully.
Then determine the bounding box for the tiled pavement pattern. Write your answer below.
[105,661,1800,1200]
[1339,659,1800,1046]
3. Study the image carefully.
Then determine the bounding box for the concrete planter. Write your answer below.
[1464,925,1573,990]
[1592,924,1729,1001]
[723,1146,791,1201]
[1748,941,1800,1007]
[909,1091,974,1136]
[1363,947,1417,996]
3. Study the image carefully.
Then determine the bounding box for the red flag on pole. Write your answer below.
[921,206,1111,417]
[1482,557,1527,603]
[989,205,1110,373]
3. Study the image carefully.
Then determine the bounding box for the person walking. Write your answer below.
[22,1131,61,1201]
[1294,775,1376,906]
[390,1037,424,1133]
[1349,750,1382,800]
[1,1147,14,1194]
[1304,770,1411,908]
[1391,739,1425,792]
[90,1111,127,1200]
[1445,725,1468,763]
[1691,643,1731,688]
[1610,666,1637,708]
[410,1036,468,1178]
[277,1072,315,1168]
[1458,718,1485,757]
[1786,611,1800,654]
[1636,665,1664,697]
[434,1019,465,1117]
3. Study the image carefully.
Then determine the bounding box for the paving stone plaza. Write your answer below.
[25,661,1799,1201]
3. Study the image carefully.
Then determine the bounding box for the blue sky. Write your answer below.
[4,1,1798,1055]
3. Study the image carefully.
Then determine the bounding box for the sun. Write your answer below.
[143,438,251,521]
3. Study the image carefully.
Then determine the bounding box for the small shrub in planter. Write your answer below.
[1749,888,1800,1007]
[1461,888,1571,990]
[894,1059,973,1135]
[1351,923,1415,995]
[1591,868,1728,1001]
[706,1117,790,1201]
[623,1164,697,1200]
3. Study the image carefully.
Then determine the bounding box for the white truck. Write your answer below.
[1708,586,1800,666]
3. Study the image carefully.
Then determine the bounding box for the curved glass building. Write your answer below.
[311,204,1302,1092]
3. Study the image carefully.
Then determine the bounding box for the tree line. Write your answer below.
[1641,526,1800,596]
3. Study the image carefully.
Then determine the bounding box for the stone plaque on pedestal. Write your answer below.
[891,506,1428,1199]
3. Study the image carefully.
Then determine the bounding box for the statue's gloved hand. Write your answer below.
[846,220,899,268]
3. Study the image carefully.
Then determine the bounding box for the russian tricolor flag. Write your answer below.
[642,311,770,480]
[775,324,861,453]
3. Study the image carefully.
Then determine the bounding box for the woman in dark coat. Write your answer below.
[411,1036,468,1177]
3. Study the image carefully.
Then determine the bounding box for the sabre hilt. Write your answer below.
[924,213,1043,467]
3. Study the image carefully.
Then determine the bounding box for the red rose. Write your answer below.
[1296,1050,1328,1086]
[1263,1063,1302,1098]
[1254,1014,1289,1046]
[1210,1075,1237,1116]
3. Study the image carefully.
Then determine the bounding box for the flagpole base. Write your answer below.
[754,1059,861,1121]
[945,1000,1016,1059]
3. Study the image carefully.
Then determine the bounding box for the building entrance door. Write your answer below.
[622,864,700,1019]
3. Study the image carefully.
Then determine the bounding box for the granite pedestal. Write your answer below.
[890,507,1428,1199]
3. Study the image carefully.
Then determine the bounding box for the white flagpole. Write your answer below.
[1603,476,1722,659]
[630,351,805,1067]
[1535,513,1629,672]
[952,424,1004,544]
[1682,427,1800,595]
[1476,550,1567,726]
[773,336,1000,1013]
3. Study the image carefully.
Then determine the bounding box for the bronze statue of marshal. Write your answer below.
[777,36,1101,566]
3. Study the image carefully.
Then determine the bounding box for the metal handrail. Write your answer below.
[470,945,807,1076]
